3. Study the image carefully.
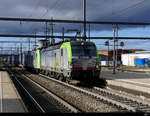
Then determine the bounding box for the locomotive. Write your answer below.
[21,40,106,86]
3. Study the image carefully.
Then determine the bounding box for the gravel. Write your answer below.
[25,72,123,112]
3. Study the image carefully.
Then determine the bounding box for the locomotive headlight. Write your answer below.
[96,64,100,69]
[81,42,84,45]
[96,65,98,68]
[69,62,73,68]
[70,65,72,69]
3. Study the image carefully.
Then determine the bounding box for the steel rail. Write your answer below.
[93,87,150,112]
[17,70,80,113]
[8,70,46,113]
[38,74,138,112]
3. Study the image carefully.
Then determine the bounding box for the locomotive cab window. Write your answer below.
[61,49,63,56]
[71,45,96,56]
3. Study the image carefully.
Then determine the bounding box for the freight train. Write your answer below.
[19,40,107,87]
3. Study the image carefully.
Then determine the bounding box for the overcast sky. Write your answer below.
[0,0,149,21]
[0,0,150,51]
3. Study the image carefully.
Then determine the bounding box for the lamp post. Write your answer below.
[88,24,90,42]
[83,0,86,41]
[28,38,31,51]
[49,17,55,45]
[0,47,1,55]
[34,28,37,49]
[20,42,22,64]
[1,48,3,55]
[105,41,110,67]
[116,25,119,67]
[62,27,65,42]
[112,26,117,74]
[120,41,124,71]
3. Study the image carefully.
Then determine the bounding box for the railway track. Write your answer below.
[17,68,149,112]
[8,68,149,113]
[8,70,46,113]
[12,69,122,112]
[91,87,150,112]
[38,73,150,113]
[8,68,80,113]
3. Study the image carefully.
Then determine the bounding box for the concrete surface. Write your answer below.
[0,71,28,112]
[101,70,150,95]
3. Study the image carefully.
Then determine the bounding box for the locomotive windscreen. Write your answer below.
[71,45,96,56]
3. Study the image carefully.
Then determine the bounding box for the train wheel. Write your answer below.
[55,73,59,80]
[66,77,71,83]
[51,72,54,78]
[59,74,64,81]
[66,78,69,83]
[45,70,48,76]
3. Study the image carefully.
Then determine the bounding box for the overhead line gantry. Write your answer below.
[0,17,150,25]
[0,17,150,40]
[0,34,150,40]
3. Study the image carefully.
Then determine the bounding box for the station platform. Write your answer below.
[0,71,28,112]
[101,70,150,96]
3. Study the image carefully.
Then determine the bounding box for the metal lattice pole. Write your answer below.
[113,26,116,74]
[83,0,86,41]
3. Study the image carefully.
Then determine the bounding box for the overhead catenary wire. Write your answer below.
[28,0,42,18]
[52,0,70,19]
[107,0,147,20]
[0,1,150,51]
[30,0,61,44]
[40,0,60,18]
[28,0,60,41]
[27,0,44,41]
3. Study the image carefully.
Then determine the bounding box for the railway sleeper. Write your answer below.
[139,106,150,109]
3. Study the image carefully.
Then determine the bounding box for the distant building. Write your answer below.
[98,51,108,61]
[121,51,150,66]
[98,49,145,66]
